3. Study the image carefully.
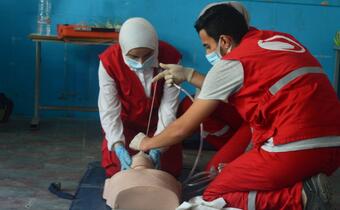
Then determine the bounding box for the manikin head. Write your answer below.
[103,152,181,210]
[119,17,159,71]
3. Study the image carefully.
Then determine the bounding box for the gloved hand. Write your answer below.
[129,132,147,151]
[114,143,132,170]
[152,63,195,86]
[148,149,161,169]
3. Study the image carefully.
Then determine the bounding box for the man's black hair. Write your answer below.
[194,4,248,44]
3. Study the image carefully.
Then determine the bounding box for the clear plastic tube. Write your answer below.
[172,84,201,179]
[147,71,216,194]
[153,82,206,182]
[172,84,217,193]
[145,80,158,136]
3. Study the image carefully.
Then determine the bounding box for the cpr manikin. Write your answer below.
[103,151,181,210]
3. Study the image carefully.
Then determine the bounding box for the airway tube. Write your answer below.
[146,80,158,136]
[147,81,216,194]
[172,84,216,194]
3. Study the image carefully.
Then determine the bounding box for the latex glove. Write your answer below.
[114,143,132,170]
[149,149,161,169]
[129,132,147,151]
[152,63,194,86]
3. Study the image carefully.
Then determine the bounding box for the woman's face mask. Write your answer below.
[124,47,156,71]
[125,54,155,71]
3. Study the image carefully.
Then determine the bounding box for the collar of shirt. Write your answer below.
[134,68,154,97]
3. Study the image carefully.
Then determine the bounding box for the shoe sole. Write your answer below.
[311,173,332,204]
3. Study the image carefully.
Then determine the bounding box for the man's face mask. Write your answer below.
[205,37,231,66]
[205,38,222,66]
[125,54,155,71]
[205,51,221,66]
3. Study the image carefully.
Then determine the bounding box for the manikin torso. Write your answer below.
[103,152,181,210]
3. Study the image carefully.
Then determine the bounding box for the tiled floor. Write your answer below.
[0,118,102,210]
[0,118,339,210]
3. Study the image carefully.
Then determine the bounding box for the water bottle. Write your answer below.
[37,0,51,35]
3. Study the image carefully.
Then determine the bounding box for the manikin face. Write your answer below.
[126,47,154,63]
[198,29,233,57]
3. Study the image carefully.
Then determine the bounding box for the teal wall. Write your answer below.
[0,0,339,118]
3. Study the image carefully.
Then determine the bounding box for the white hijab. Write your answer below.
[198,1,250,26]
[119,17,159,68]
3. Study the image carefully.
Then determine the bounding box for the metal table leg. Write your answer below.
[30,41,41,130]
[334,47,340,97]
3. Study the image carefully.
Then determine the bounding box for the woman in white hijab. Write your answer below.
[98,17,183,177]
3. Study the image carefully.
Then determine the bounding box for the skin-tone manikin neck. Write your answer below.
[127,47,154,63]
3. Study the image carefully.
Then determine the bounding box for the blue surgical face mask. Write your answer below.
[125,54,155,71]
[205,38,222,66]
[205,51,221,66]
[205,38,232,66]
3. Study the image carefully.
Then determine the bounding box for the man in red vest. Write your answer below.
[98,17,182,177]
[130,3,340,210]
[176,1,252,172]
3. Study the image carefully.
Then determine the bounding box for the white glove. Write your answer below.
[129,132,146,151]
[152,63,195,86]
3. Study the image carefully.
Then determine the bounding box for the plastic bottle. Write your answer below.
[37,0,51,35]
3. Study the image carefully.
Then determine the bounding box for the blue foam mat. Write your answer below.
[69,162,110,210]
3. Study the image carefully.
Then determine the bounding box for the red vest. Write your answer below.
[99,41,181,136]
[225,28,340,146]
[178,96,244,150]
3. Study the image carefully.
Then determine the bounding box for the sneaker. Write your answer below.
[303,173,333,210]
